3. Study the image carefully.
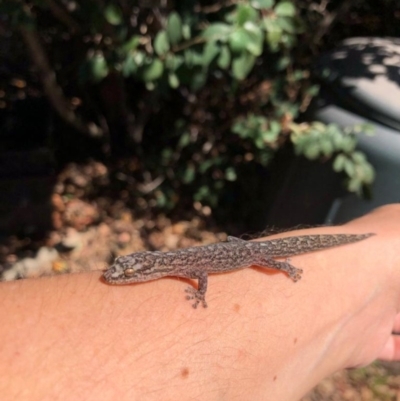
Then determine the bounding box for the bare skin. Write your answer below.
[1,204,400,401]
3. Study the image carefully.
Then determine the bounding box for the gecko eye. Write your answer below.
[124,268,135,277]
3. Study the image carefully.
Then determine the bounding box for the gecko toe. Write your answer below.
[293,272,302,282]
[185,287,207,308]
[288,268,303,282]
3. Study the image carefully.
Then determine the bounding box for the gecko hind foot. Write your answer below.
[284,264,303,282]
[291,269,303,282]
[256,258,303,282]
[282,259,303,282]
[185,287,208,308]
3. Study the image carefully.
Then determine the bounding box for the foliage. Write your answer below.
[0,0,377,216]
[291,122,375,195]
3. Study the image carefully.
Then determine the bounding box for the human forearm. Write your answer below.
[1,205,400,401]
[1,268,314,401]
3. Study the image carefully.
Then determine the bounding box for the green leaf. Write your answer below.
[122,51,145,76]
[331,130,344,148]
[266,31,282,50]
[362,163,375,183]
[89,54,108,81]
[122,54,137,76]
[229,28,251,53]
[320,138,333,155]
[190,69,207,91]
[165,54,183,71]
[348,177,361,193]
[120,36,141,54]
[275,1,296,17]
[276,56,290,70]
[202,23,232,41]
[292,69,305,81]
[280,32,297,48]
[259,151,274,166]
[352,151,366,163]
[255,137,265,149]
[225,167,237,181]
[363,124,375,135]
[231,120,247,137]
[140,59,164,82]
[276,16,297,33]
[104,4,123,25]
[343,158,355,176]
[333,154,346,172]
[199,160,214,173]
[145,81,156,91]
[342,136,356,152]
[264,120,281,141]
[161,148,173,163]
[217,45,231,69]
[306,85,319,97]
[156,191,167,208]
[264,18,283,50]
[243,22,263,56]
[236,4,258,26]
[232,52,256,80]
[183,165,195,183]
[178,132,191,148]
[194,185,210,201]
[168,73,179,88]
[154,30,170,56]
[184,49,195,67]
[182,24,191,40]
[251,0,274,9]
[167,12,183,45]
[203,40,220,67]
[304,143,320,160]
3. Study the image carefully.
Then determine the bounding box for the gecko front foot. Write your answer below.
[185,287,208,308]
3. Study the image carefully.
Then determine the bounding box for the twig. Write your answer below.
[19,26,104,137]
[194,0,238,14]
[45,0,81,34]
[313,0,357,44]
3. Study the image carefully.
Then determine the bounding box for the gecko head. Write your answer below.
[103,253,149,284]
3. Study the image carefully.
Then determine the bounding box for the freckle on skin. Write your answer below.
[293,337,298,344]
[181,367,189,379]
[273,375,277,381]
[233,303,240,312]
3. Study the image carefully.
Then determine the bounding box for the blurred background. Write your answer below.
[0,1,400,399]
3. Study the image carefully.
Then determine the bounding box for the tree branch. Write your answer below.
[313,0,358,44]
[19,26,104,137]
[45,0,81,34]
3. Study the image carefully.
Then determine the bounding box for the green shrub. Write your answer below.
[0,0,375,215]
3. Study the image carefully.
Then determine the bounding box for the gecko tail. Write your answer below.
[260,232,375,257]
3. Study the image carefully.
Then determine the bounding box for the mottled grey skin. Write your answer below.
[103,233,374,308]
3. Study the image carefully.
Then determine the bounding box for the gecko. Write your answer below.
[103,232,374,308]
